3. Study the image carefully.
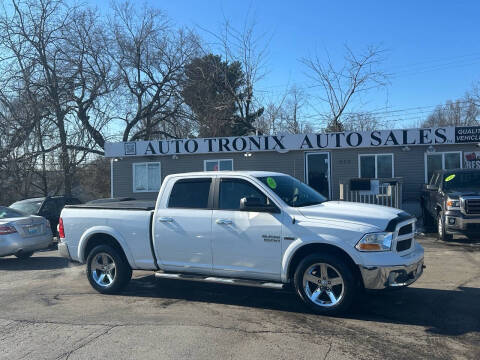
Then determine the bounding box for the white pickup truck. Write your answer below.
[58,171,424,314]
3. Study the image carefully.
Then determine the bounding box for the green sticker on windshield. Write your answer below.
[445,174,456,182]
[266,177,277,189]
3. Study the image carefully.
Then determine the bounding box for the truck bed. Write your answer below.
[65,200,156,211]
[61,202,157,269]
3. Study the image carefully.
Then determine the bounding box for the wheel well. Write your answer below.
[287,243,362,285]
[83,233,127,263]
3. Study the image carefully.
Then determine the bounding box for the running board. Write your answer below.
[154,272,285,289]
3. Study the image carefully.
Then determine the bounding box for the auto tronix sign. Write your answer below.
[103,126,479,158]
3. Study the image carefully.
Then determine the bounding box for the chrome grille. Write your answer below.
[398,223,413,235]
[396,238,412,252]
[465,199,480,214]
[395,220,415,253]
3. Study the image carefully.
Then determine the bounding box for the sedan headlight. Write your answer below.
[355,232,393,252]
[446,198,460,210]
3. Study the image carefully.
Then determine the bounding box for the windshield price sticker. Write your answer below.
[445,174,456,182]
[266,177,277,189]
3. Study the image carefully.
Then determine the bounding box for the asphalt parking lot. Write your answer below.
[0,235,479,360]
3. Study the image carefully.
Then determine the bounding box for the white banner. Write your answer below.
[104,126,480,158]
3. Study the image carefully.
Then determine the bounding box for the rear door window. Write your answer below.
[168,178,212,209]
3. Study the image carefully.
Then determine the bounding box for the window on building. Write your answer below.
[133,162,161,192]
[425,152,462,183]
[204,159,233,171]
[359,154,394,178]
[219,179,268,210]
[168,178,212,209]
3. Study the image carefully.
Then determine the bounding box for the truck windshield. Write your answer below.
[257,175,326,207]
[443,171,480,192]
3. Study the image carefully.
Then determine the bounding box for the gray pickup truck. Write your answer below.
[421,169,480,240]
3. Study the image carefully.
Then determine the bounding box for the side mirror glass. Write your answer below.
[426,184,438,191]
[239,197,279,213]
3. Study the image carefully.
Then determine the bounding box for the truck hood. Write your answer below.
[297,201,405,231]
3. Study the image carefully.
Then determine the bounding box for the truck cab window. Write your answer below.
[219,179,268,210]
[168,178,211,209]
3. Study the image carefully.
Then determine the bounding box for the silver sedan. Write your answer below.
[0,206,53,259]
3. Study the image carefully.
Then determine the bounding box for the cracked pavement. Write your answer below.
[0,235,479,359]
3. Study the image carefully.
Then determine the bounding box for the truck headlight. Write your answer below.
[446,198,460,210]
[355,232,393,252]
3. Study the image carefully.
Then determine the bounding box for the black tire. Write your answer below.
[15,251,34,259]
[293,253,356,315]
[437,212,453,241]
[86,244,132,294]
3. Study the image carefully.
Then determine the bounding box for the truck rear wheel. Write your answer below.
[86,245,132,294]
[293,253,356,315]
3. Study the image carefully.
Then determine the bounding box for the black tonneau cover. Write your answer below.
[65,200,155,211]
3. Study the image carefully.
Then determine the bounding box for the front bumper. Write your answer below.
[444,210,480,234]
[360,258,424,289]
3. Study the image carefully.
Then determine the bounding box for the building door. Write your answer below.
[305,152,331,199]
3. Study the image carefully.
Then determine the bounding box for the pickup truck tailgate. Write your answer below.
[61,203,155,269]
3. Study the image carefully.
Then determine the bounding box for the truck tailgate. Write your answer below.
[61,207,155,269]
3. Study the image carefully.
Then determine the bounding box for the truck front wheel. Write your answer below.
[293,253,356,315]
[437,212,453,241]
[86,245,132,294]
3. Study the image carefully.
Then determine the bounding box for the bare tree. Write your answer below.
[63,7,116,150]
[109,0,200,142]
[0,0,108,195]
[342,112,392,132]
[422,96,479,128]
[202,15,269,135]
[302,45,389,132]
[256,85,311,135]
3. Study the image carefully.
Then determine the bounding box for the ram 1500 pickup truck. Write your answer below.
[58,171,424,314]
[421,168,480,241]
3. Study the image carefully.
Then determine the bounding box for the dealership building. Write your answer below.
[105,125,480,215]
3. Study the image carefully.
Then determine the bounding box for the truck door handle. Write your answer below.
[216,219,232,225]
[158,217,174,223]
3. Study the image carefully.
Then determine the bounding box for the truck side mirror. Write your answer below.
[240,197,280,213]
[426,184,438,191]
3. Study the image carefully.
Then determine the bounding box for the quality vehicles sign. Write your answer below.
[104,126,479,158]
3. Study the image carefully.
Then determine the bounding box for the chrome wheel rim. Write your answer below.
[303,263,344,307]
[91,253,116,288]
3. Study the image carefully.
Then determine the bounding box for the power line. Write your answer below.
[255,52,480,93]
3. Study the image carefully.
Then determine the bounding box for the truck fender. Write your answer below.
[77,226,136,268]
[280,237,362,283]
